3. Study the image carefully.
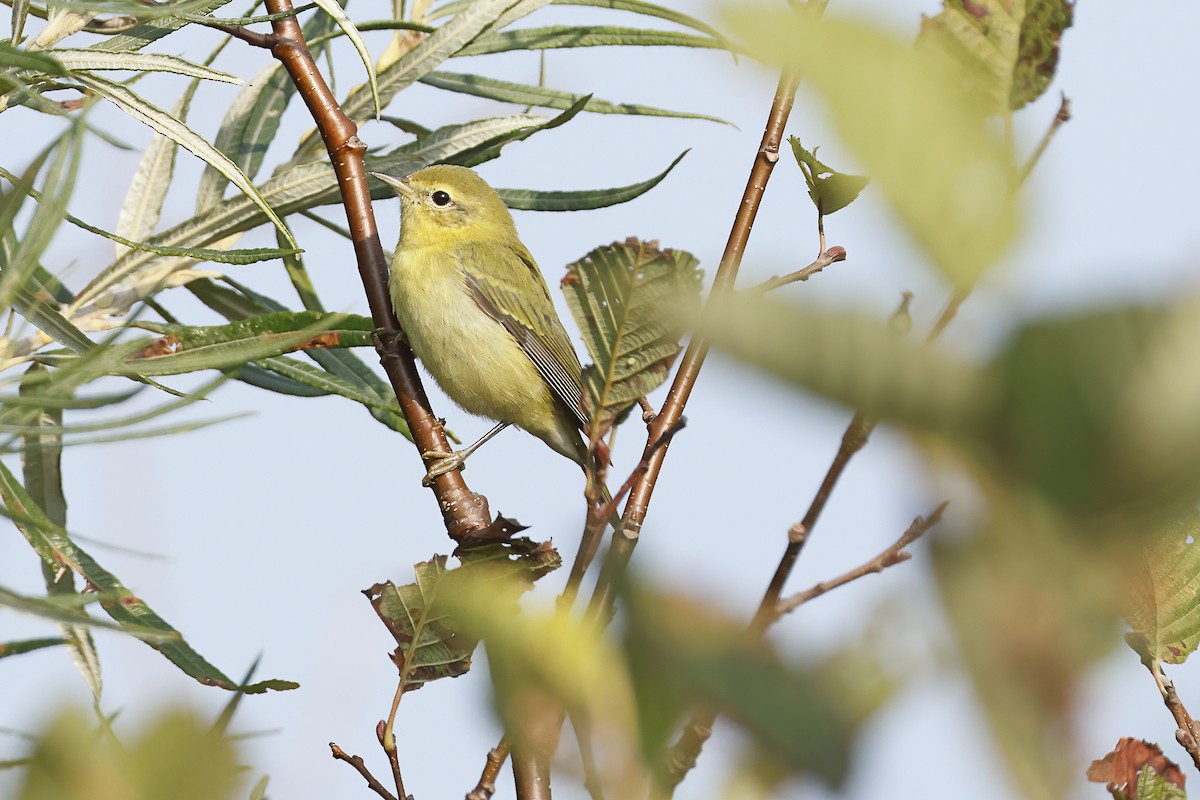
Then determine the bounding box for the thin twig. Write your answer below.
[466,739,510,800]
[571,716,607,800]
[377,720,408,800]
[331,743,400,800]
[247,0,491,539]
[773,502,947,619]
[1149,662,1200,771]
[1018,93,1071,185]
[745,245,847,295]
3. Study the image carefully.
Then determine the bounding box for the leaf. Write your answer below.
[0,637,64,660]
[45,49,245,84]
[1088,739,1187,800]
[456,25,732,57]
[562,239,701,439]
[788,135,869,216]
[11,0,30,44]
[1010,0,1075,110]
[0,42,66,74]
[497,149,689,210]
[365,558,477,693]
[725,8,1019,285]
[420,71,729,124]
[71,73,297,250]
[1125,513,1200,667]
[87,0,236,54]
[311,0,379,118]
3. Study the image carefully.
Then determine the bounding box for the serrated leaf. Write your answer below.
[1126,513,1200,667]
[420,71,728,124]
[87,0,235,54]
[917,0,1025,115]
[366,558,477,692]
[726,9,1019,285]
[788,135,869,216]
[497,149,688,211]
[455,25,731,57]
[72,72,297,250]
[562,239,701,439]
[46,49,245,84]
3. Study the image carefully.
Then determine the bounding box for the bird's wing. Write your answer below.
[458,240,589,428]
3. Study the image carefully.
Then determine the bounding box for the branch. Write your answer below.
[1149,662,1200,772]
[772,502,946,619]
[466,739,510,800]
[746,245,847,295]
[251,0,491,539]
[331,743,401,800]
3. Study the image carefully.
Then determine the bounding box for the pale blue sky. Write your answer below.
[3,2,1199,799]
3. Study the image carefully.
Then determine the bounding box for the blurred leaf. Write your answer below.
[18,709,240,800]
[46,49,244,84]
[72,72,298,249]
[1088,739,1187,800]
[421,70,728,124]
[456,25,732,57]
[624,589,855,785]
[788,135,869,216]
[0,585,161,635]
[366,557,477,693]
[0,637,64,660]
[248,775,270,800]
[1010,0,1074,109]
[1125,513,1200,667]
[0,42,66,74]
[561,238,701,440]
[10,0,30,44]
[497,150,688,210]
[0,458,294,691]
[933,507,1120,800]
[725,8,1018,284]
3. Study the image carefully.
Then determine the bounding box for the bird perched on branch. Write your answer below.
[373,165,598,487]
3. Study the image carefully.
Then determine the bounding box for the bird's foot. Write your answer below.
[420,449,467,486]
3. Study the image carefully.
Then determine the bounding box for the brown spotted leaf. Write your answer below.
[1087,738,1186,800]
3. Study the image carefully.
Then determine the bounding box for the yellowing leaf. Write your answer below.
[724,8,1019,285]
[1126,513,1200,667]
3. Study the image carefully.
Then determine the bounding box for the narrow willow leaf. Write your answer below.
[254,355,402,415]
[1126,513,1200,667]
[450,97,590,167]
[496,150,688,211]
[11,0,30,44]
[455,25,731,57]
[0,42,66,73]
[311,0,379,118]
[72,73,298,249]
[234,362,328,397]
[0,123,81,316]
[47,49,245,84]
[562,239,701,437]
[421,71,728,124]
[725,9,1018,284]
[0,458,291,690]
[11,288,94,355]
[366,557,477,692]
[248,776,270,800]
[295,0,514,159]
[20,365,101,700]
[0,637,64,659]
[88,0,235,53]
[789,135,869,216]
[0,585,161,636]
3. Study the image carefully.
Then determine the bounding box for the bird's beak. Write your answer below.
[370,171,415,199]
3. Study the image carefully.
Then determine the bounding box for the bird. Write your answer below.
[372,165,597,488]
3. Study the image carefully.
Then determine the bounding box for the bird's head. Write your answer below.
[373,165,517,246]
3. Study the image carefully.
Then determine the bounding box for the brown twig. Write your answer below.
[238,0,490,539]
[745,245,847,295]
[377,719,408,800]
[772,502,946,619]
[331,743,401,800]
[1149,662,1200,771]
[466,739,510,800]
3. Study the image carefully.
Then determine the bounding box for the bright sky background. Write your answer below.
[3,2,1200,799]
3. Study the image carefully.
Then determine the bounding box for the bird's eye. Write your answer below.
[431,190,451,206]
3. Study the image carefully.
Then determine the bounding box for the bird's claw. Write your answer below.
[420,449,466,486]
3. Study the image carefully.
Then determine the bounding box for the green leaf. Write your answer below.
[254,355,405,417]
[88,0,236,54]
[788,135,869,215]
[11,287,95,355]
[0,585,162,637]
[311,0,379,118]
[0,42,66,74]
[1010,0,1074,110]
[1137,765,1188,800]
[45,49,245,84]
[562,239,701,439]
[725,8,1019,285]
[71,73,298,249]
[0,637,64,660]
[421,70,729,124]
[366,557,477,692]
[455,25,732,57]
[497,149,688,211]
[0,458,293,691]
[1126,513,1200,667]
[11,0,30,44]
